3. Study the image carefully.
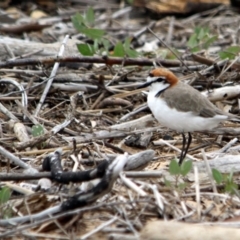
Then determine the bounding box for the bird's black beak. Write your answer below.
[137,81,152,89]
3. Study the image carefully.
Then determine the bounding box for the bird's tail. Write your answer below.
[227,113,240,122]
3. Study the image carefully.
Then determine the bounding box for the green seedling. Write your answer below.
[72,7,139,57]
[32,124,44,137]
[212,168,239,196]
[0,187,12,219]
[165,159,193,190]
[187,27,217,52]
[219,46,240,60]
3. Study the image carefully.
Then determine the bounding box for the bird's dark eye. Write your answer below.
[149,73,154,77]
[156,77,165,82]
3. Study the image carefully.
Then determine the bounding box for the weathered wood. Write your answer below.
[0,36,80,60]
[140,221,240,240]
[134,0,229,14]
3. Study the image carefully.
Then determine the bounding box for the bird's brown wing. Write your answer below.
[162,83,226,118]
[199,107,224,118]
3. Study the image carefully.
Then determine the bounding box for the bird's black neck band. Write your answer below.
[155,86,169,97]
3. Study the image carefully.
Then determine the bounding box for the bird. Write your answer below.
[138,68,240,165]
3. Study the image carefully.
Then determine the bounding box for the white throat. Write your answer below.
[146,76,170,94]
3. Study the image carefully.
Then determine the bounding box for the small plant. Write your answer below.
[218,46,240,60]
[0,187,11,205]
[32,124,44,137]
[0,186,12,219]
[212,168,239,195]
[125,0,134,4]
[187,27,217,52]
[112,38,139,58]
[72,7,139,57]
[31,124,46,148]
[165,159,193,190]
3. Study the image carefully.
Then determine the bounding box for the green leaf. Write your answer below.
[194,26,201,35]
[93,39,99,52]
[180,160,193,176]
[212,168,223,184]
[32,124,44,137]
[191,46,201,52]
[228,170,234,181]
[126,0,134,4]
[219,52,231,60]
[228,46,240,53]
[101,38,110,52]
[225,182,238,195]
[198,27,209,40]
[169,159,181,175]
[178,182,187,190]
[125,48,139,58]
[123,37,139,57]
[85,7,95,25]
[113,42,125,57]
[72,13,86,31]
[0,187,11,205]
[222,174,228,182]
[124,37,132,49]
[219,46,240,60]
[81,28,105,39]
[187,34,198,49]
[188,27,215,52]
[77,43,94,56]
[202,35,218,49]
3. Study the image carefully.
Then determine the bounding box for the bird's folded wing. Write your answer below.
[162,83,235,119]
[199,108,226,119]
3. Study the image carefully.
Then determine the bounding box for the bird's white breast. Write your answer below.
[147,91,227,132]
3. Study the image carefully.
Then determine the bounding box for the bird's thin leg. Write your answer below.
[179,133,186,165]
[179,132,192,165]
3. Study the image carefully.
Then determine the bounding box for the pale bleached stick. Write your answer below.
[195,154,240,174]
[34,35,69,116]
[202,85,240,102]
[0,78,28,120]
[110,114,155,131]
[0,102,19,121]
[141,220,240,240]
[151,185,164,212]
[0,145,30,170]
[63,126,160,143]
[80,216,118,240]
[198,137,238,159]
[201,149,219,203]
[194,166,201,220]
[157,139,198,161]
[119,103,148,122]
[120,173,147,197]
[217,137,238,154]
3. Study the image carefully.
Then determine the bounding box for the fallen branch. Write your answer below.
[0,150,155,181]
[0,55,198,68]
[0,152,129,226]
[140,220,240,240]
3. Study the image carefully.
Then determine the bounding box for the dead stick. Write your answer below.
[0,56,197,68]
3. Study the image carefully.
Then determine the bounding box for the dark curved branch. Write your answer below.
[0,56,197,68]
